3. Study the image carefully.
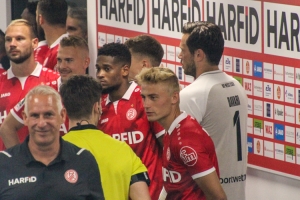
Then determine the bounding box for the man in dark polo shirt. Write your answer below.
[0,85,104,200]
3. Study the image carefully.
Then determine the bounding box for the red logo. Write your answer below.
[277,86,281,99]
[126,108,137,120]
[180,146,198,166]
[64,169,78,183]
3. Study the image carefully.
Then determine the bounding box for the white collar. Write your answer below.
[105,81,138,105]
[7,63,42,79]
[167,112,188,135]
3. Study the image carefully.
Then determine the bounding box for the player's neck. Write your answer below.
[28,139,60,166]
[160,107,181,132]
[69,117,95,129]
[196,64,219,79]
[109,81,131,102]
[44,26,66,47]
[11,57,37,77]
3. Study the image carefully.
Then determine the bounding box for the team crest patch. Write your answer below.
[180,146,198,166]
[166,147,171,161]
[126,108,137,120]
[134,88,140,92]
[64,169,78,183]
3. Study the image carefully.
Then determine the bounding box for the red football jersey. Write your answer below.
[43,34,68,70]
[0,64,60,150]
[162,112,219,200]
[98,81,164,200]
[34,40,49,65]
[10,77,69,140]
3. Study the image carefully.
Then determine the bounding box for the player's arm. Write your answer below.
[0,113,23,148]
[194,171,227,200]
[129,181,151,200]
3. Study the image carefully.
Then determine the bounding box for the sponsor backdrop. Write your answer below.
[96,0,300,179]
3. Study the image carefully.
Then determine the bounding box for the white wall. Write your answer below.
[246,167,300,200]
[0,0,11,31]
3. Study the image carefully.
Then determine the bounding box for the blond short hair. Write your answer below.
[6,19,36,39]
[135,67,180,94]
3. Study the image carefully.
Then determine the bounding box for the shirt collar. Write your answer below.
[69,124,98,131]
[7,63,43,79]
[20,136,67,166]
[105,81,138,105]
[167,112,188,135]
[49,33,68,49]
[196,69,223,80]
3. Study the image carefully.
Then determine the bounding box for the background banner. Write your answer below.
[96,0,300,179]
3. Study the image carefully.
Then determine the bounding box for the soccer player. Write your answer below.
[178,21,248,200]
[21,1,49,66]
[61,75,151,200]
[136,67,227,200]
[0,19,59,150]
[66,7,88,41]
[36,0,68,70]
[124,34,164,81]
[0,35,89,149]
[0,85,104,200]
[96,42,164,200]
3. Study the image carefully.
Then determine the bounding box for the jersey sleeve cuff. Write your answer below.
[10,109,24,124]
[191,167,215,180]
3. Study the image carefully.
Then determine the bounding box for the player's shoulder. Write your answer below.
[62,140,95,161]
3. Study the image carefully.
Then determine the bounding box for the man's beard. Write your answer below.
[8,50,32,64]
[101,84,121,95]
[183,61,196,78]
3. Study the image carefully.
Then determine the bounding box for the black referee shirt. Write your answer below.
[0,136,104,200]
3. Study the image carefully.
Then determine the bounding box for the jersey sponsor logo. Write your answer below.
[126,108,137,120]
[60,123,67,134]
[166,147,171,161]
[227,95,241,107]
[0,92,10,98]
[100,118,108,124]
[220,174,246,184]
[14,98,25,112]
[222,81,235,88]
[0,110,8,124]
[162,167,181,183]
[64,169,78,184]
[112,131,144,144]
[8,176,37,186]
[180,146,197,166]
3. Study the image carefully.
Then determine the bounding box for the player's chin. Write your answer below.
[146,115,157,122]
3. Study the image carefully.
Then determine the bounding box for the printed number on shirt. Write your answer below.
[233,110,242,161]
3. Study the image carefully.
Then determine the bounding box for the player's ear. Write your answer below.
[121,64,130,76]
[22,111,28,126]
[171,91,179,105]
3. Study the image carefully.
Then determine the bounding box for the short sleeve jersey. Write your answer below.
[43,34,68,70]
[163,112,219,200]
[180,70,248,200]
[0,137,104,200]
[0,64,59,150]
[97,81,164,200]
[34,40,49,65]
[63,124,148,200]
[10,77,69,139]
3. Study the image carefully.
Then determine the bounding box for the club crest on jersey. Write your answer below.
[126,108,137,120]
[134,88,140,92]
[64,169,78,184]
[180,146,198,166]
[166,147,171,161]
